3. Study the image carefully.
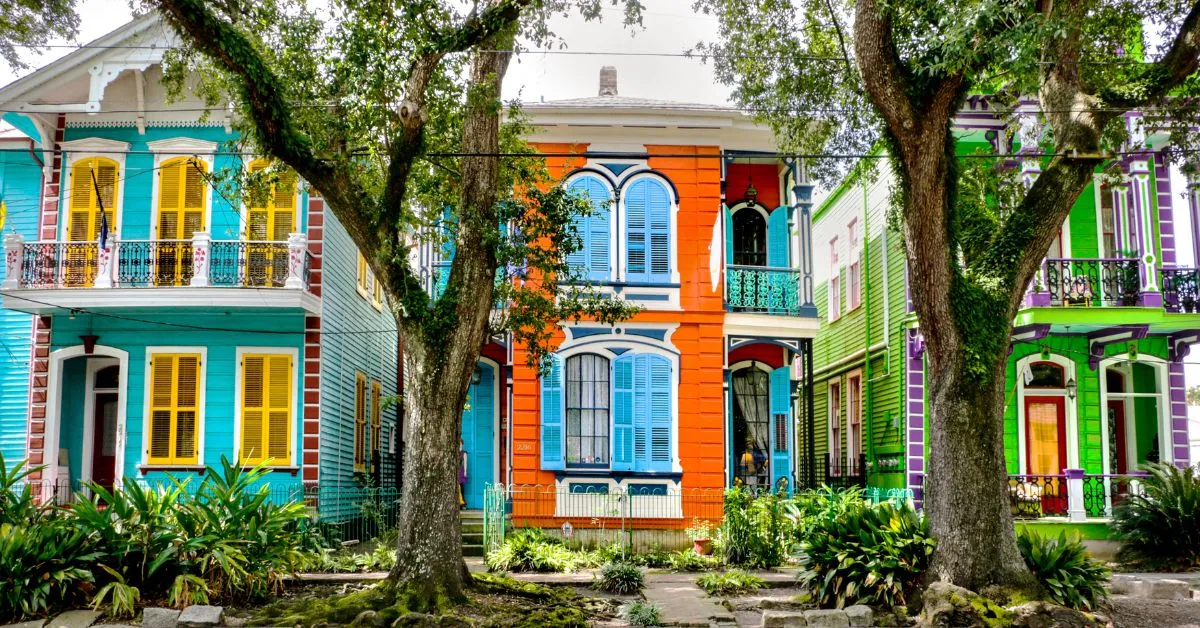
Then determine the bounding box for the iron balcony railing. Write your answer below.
[1160,268,1200,313]
[724,265,813,315]
[1042,257,1140,307]
[3,233,313,292]
[1007,474,1068,518]
[1080,473,1147,518]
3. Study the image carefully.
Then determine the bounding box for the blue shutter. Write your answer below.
[626,181,648,282]
[435,206,456,298]
[769,365,792,492]
[567,176,612,282]
[646,183,671,282]
[631,355,650,470]
[647,355,673,472]
[767,206,789,268]
[612,356,634,471]
[540,355,564,470]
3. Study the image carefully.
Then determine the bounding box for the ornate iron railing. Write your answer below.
[210,240,290,287]
[1081,473,1147,518]
[1160,268,1200,313]
[7,238,309,291]
[724,265,805,314]
[20,241,99,288]
[823,453,868,490]
[1043,258,1140,307]
[113,240,195,287]
[1007,474,1068,518]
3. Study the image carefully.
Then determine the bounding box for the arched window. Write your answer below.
[732,208,767,266]
[566,353,611,467]
[66,157,119,286]
[1027,361,1065,388]
[731,367,770,486]
[565,175,612,282]
[624,178,671,283]
[156,157,208,285]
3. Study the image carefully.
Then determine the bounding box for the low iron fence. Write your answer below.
[1007,474,1069,518]
[1043,258,1140,307]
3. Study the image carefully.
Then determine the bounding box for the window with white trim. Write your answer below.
[847,219,861,311]
[847,372,862,467]
[828,237,841,321]
[828,380,842,475]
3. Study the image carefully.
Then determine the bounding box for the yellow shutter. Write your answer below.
[66,157,120,287]
[156,158,208,286]
[371,380,382,452]
[240,353,293,466]
[354,372,366,471]
[246,159,297,242]
[147,353,201,465]
[356,251,369,294]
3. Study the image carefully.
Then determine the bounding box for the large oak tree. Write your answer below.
[698,0,1200,592]
[147,0,639,607]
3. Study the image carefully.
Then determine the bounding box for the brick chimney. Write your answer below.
[599,66,618,97]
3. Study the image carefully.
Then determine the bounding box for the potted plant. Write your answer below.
[685,518,716,555]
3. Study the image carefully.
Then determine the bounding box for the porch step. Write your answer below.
[463,543,485,557]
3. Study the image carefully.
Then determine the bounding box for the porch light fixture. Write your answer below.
[744,181,758,202]
[471,368,481,385]
[1066,376,1077,400]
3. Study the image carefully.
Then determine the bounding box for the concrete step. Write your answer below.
[463,544,485,557]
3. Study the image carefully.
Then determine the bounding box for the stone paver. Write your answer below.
[291,571,389,583]
[177,605,223,628]
[802,609,848,628]
[141,607,181,628]
[843,605,872,627]
[760,610,806,627]
[1,620,47,628]
[642,580,734,627]
[45,610,100,628]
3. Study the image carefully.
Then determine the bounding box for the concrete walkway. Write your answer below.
[643,576,734,627]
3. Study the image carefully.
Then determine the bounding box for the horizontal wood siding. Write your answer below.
[0,149,42,463]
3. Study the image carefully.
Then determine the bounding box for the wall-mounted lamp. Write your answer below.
[1066,377,1077,400]
[471,368,481,385]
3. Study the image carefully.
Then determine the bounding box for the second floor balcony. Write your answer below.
[1,232,319,314]
[724,265,814,316]
[1026,257,1200,316]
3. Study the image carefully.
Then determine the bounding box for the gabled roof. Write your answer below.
[0,13,165,107]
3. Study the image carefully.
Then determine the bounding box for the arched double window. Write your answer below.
[541,351,673,472]
[732,208,767,267]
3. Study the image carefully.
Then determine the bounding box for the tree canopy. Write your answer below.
[0,0,79,70]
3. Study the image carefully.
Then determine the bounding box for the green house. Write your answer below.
[810,100,1197,525]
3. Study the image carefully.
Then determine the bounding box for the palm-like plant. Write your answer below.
[1111,463,1200,571]
[1016,531,1109,610]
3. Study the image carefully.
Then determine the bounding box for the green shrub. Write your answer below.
[785,486,866,541]
[668,549,718,572]
[634,548,672,569]
[797,502,934,608]
[486,528,582,573]
[593,562,644,594]
[696,569,766,596]
[1111,463,1200,571]
[621,600,663,626]
[718,487,794,568]
[1016,530,1109,610]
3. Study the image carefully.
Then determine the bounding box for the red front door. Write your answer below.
[91,392,118,491]
[1024,396,1067,475]
[1108,400,1128,474]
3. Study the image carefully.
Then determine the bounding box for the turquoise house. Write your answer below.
[0,15,399,511]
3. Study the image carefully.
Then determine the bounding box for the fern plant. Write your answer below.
[1111,463,1200,570]
[696,569,766,596]
[1016,530,1109,611]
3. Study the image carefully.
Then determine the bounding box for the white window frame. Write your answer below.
[828,379,842,473]
[828,236,841,321]
[232,346,301,468]
[564,172,618,282]
[846,369,863,467]
[146,137,217,241]
[59,138,131,242]
[847,219,862,311]
[140,346,209,469]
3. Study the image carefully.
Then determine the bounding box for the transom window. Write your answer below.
[566,354,611,467]
[1027,361,1065,389]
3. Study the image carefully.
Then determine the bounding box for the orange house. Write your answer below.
[436,68,820,542]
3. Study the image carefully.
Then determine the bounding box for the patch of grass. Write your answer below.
[621,600,663,626]
[593,563,644,594]
[696,570,766,597]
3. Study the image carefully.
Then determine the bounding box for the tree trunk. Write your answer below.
[387,339,475,607]
[923,345,1040,592]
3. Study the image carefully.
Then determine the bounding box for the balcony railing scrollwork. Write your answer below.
[724,265,808,315]
[1043,258,1140,307]
[1007,474,1069,518]
[1160,268,1200,313]
[2,232,313,293]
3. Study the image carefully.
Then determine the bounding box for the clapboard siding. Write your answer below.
[0,149,41,464]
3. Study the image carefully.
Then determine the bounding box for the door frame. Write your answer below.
[729,360,774,485]
[1098,355,1172,472]
[81,357,120,487]
[1015,352,1079,473]
[1023,395,1068,475]
[45,345,129,497]
[471,357,501,495]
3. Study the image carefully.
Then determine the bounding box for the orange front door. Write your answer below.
[1025,396,1067,475]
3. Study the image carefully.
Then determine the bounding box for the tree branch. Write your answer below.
[853,0,918,139]
[1103,0,1200,107]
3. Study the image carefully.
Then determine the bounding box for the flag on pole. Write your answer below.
[91,167,109,250]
